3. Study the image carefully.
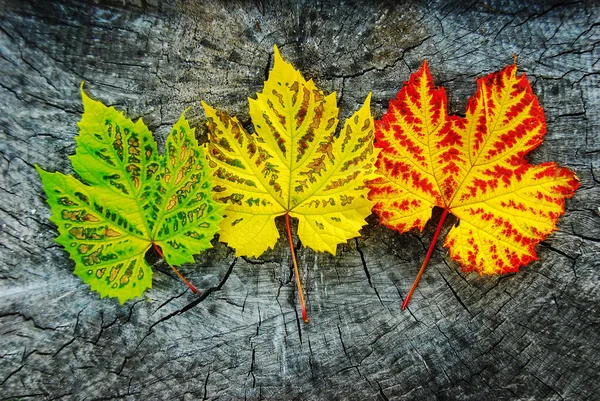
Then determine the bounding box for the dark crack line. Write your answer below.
[354,238,372,287]
[435,324,472,373]
[530,371,566,401]
[146,258,237,333]
[355,238,384,307]
[307,335,316,379]
[539,241,578,261]
[481,271,517,296]
[440,274,472,316]
[289,237,306,343]
[337,325,351,363]
[124,300,143,325]
[570,223,600,243]
[202,369,210,401]
[0,81,76,115]
[247,349,257,388]
[151,290,187,315]
[241,292,249,314]
[0,365,23,386]
[263,50,272,82]
[328,35,433,80]
[407,336,432,374]
[376,380,390,401]
[0,311,64,332]
[111,355,129,376]
[92,312,119,346]
[1,393,46,401]
[292,304,303,345]
[247,308,261,388]
[53,336,77,357]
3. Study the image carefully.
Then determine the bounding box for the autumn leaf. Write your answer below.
[203,45,379,322]
[36,87,224,303]
[367,61,579,309]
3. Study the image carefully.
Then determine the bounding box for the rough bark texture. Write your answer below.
[1,1,599,400]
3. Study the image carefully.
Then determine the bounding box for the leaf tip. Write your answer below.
[79,81,90,101]
[35,164,53,183]
[271,44,291,75]
[200,100,215,116]
[176,107,192,126]
[273,43,282,61]
[79,83,100,114]
[419,59,431,77]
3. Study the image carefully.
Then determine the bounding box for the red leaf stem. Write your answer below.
[402,208,449,310]
[285,213,309,323]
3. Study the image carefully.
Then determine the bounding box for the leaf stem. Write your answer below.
[285,213,309,323]
[402,208,449,310]
[152,242,198,294]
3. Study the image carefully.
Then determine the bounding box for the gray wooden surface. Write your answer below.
[1,0,599,400]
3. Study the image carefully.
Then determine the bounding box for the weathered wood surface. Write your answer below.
[1,0,599,399]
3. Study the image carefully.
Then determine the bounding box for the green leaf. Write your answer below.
[37,87,224,304]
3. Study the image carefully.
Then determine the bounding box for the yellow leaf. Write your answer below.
[203,45,379,320]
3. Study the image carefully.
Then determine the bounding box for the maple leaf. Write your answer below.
[367,61,579,309]
[203,46,379,322]
[36,87,224,303]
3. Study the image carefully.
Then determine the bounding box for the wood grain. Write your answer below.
[1,1,598,399]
